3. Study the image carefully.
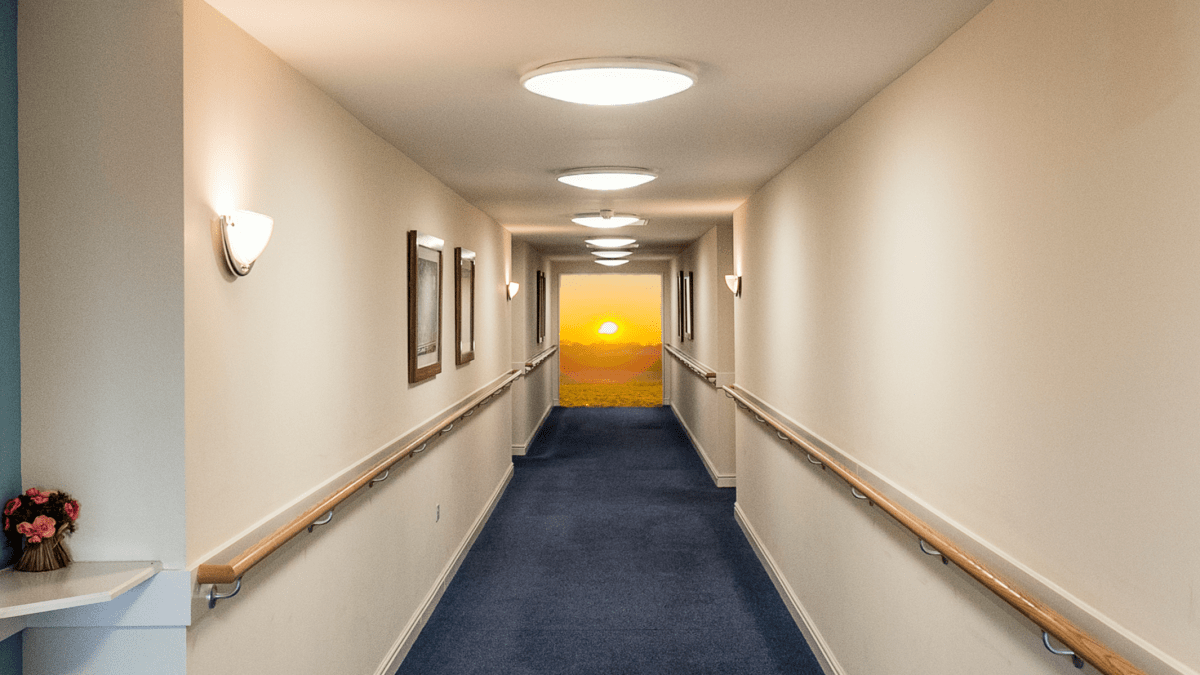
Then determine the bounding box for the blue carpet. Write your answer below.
[395,406,824,675]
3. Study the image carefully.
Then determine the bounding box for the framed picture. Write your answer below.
[455,247,475,366]
[683,271,694,341]
[408,231,444,384]
[677,271,685,342]
[536,270,546,344]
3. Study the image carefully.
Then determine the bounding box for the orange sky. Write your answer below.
[559,275,661,344]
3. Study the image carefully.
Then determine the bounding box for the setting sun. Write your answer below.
[598,321,619,335]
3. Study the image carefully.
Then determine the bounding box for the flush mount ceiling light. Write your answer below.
[592,250,633,259]
[595,259,630,267]
[219,210,274,276]
[557,167,657,191]
[521,58,696,106]
[585,237,637,248]
[572,210,646,229]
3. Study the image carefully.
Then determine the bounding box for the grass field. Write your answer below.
[559,381,663,408]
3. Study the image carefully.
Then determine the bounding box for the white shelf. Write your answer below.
[0,561,162,619]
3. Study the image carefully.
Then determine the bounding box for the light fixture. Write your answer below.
[520,58,696,106]
[507,282,520,300]
[557,167,657,191]
[592,250,632,259]
[572,210,645,229]
[725,275,741,296]
[595,259,630,267]
[219,210,274,276]
[585,237,637,248]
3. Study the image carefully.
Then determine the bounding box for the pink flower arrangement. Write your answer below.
[3,488,80,551]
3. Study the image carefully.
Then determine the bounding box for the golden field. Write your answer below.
[558,381,663,408]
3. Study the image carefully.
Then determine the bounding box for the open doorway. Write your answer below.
[558,274,662,407]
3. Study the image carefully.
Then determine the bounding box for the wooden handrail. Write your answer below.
[525,345,558,373]
[197,370,523,586]
[664,343,716,381]
[722,384,1148,675]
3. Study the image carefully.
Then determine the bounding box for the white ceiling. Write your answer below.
[206,0,993,257]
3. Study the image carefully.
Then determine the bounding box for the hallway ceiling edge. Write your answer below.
[204,0,994,257]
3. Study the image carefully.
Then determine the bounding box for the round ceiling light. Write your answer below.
[592,250,632,259]
[586,237,637,248]
[572,211,645,229]
[595,259,630,267]
[558,167,657,191]
[521,58,696,106]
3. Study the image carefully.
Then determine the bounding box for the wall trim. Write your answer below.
[512,402,553,456]
[735,501,843,675]
[734,384,1197,675]
[374,462,514,675]
[669,405,735,488]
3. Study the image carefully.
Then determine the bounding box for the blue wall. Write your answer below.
[1,3,21,671]
[0,0,18,567]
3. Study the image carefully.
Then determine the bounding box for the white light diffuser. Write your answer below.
[521,58,696,106]
[219,210,274,276]
[557,168,656,191]
[595,259,630,267]
[585,238,637,248]
[592,251,632,259]
[572,211,645,229]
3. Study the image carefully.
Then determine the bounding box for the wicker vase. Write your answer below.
[15,531,72,572]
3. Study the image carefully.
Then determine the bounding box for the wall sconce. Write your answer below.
[219,210,274,276]
[725,275,741,296]
[507,282,520,300]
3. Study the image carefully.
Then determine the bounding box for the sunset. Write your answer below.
[559,275,662,407]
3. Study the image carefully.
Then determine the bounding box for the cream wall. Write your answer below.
[734,0,1200,673]
[183,1,514,673]
[510,240,554,453]
[668,225,736,486]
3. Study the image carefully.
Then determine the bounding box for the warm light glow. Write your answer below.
[725,275,741,296]
[573,212,645,229]
[220,210,274,276]
[595,259,629,267]
[586,238,637,248]
[557,168,657,191]
[560,275,661,345]
[521,58,696,106]
[507,282,520,300]
[598,321,619,335]
[592,250,632,259]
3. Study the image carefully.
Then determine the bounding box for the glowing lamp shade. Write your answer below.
[592,250,632,259]
[219,210,274,276]
[521,58,696,106]
[595,259,630,267]
[507,282,521,300]
[557,168,656,191]
[586,238,637,248]
[572,211,645,229]
[725,275,741,296]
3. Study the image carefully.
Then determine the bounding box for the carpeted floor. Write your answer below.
[395,406,824,675]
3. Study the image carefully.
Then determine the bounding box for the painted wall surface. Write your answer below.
[0,632,19,675]
[669,225,736,486]
[18,0,186,568]
[510,240,553,453]
[734,0,1200,673]
[0,0,19,573]
[183,1,513,673]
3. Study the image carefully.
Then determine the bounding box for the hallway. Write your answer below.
[396,407,821,675]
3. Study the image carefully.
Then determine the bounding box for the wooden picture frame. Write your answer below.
[677,270,685,342]
[455,247,476,366]
[408,231,444,384]
[536,270,546,344]
[683,271,694,341]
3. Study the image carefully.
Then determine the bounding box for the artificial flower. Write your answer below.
[3,497,18,515]
[64,500,79,521]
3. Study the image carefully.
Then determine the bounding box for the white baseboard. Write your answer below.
[374,463,515,675]
[734,502,843,675]
[512,403,554,456]
[670,405,735,487]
